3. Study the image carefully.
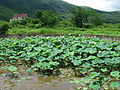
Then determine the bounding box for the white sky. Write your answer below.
[63,0,120,11]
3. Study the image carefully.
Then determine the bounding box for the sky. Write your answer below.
[63,0,120,11]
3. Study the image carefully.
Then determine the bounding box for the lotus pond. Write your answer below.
[0,35,120,90]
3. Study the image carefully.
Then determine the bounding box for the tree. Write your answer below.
[88,10,104,26]
[0,21,9,34]
[35,10,43,20]
[70,6,88,28]
[35,10,60,27]
[70,6,104,28]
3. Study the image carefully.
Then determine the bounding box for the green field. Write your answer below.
[7,26,120,36]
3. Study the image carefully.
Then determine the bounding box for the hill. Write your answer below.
[102,11,120,23]
[0,0,73,20]
[0,5,17,21]
[0,0,120,23]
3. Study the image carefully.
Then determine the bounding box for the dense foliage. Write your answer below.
[102,11,120,24]
[0,36,120,89]
[70,6,103,28]
[70,6,88,28]
[0,21,9,34]
[9,19,27,28]
[88,10,104,26]
[7,7,103,29]
[35,10,60,27]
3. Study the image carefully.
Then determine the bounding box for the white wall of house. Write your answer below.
[10,17,27,22]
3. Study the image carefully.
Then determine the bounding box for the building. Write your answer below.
[10,14,28,21]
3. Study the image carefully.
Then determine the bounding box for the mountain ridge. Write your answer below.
[0,0,120,23]
[0,0,73,20]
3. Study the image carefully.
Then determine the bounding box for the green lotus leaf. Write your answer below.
[110,82,120,88]
[110,71,119,78]
[90,72,100,79]
[89,82,100,90]
[8,66,17,72]
[101,68,107,72]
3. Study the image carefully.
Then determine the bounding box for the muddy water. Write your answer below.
[13,76,77,90]
[0,70,120,90]
[0,67,120,90]
[0,75,78,90]
[0,68,78,90]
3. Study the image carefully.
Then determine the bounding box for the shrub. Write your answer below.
[27,23,35,28]
[0,21,9,34]
[9,19,30,28]
[20,19,27,25]
[83,23,94,28]
[56,20,74,28]
[25,18,40,24]
[9,19,22,28]
[34,24,42,28]
[116,23,120,28]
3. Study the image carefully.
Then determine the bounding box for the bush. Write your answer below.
[25,18,40,24]
[100,24,109,28]
[20,19,27,25]
[116,23,120,28]
[0,21,9,34]
[27,23,35,28]
[34,23,42,28]
[56,20,74,28]
[9,19,31,28]
[83,23,94,28]
[9,20,22,28]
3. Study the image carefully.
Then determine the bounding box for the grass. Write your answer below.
[7,26,120,36]
[7,27,84,35]
[83,27,120,36]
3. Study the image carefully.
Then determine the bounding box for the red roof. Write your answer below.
[13,14,28,18]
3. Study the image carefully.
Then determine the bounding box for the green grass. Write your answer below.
[83,27,120,36]
[7,27,84,35]
[7,27,120,36]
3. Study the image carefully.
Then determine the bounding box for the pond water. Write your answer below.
[0,68,78,90]
[0,75,78,90]
[0,69,120,90]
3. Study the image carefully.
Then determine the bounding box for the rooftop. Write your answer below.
[13,14,28,18]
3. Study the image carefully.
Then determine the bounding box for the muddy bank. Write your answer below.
[0,34,120,42]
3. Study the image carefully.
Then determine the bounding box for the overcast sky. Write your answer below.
[63,0,120,11]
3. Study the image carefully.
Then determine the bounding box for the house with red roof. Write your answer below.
[10,14,28,21]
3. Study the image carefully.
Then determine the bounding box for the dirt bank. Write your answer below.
[0,34,120,42]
